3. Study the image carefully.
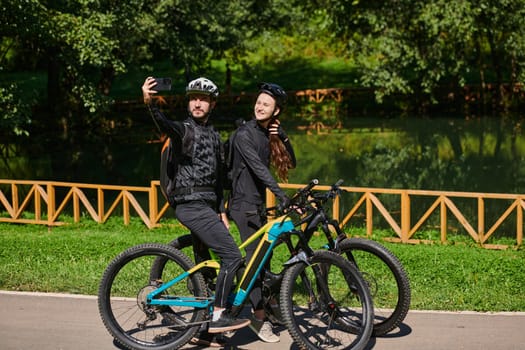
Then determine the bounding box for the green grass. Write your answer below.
[0,217,524,312]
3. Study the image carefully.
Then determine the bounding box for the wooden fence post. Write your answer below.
[34,184,41,221]
[478,197,485,244]
[97,188,104,224]
[440,197,447,243]
[401,191,410,243]
[366,193,373,237]
[518,198,523,246]
[150,181,158,226]
[47,183,55,226]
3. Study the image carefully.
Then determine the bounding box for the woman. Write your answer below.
[228,82,296,343]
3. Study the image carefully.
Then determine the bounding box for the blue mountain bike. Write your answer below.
[98,202,374,350]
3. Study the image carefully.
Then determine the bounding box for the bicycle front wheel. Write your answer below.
[340,238,411,336]
[98,243,208,350]
[280,250,374,350]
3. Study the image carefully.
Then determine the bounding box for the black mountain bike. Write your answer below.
[167,179,410,336]
[268,179,410,336]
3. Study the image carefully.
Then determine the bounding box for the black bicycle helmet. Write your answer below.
[258,82,287,109]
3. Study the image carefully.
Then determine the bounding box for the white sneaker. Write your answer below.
[249,316,280,343]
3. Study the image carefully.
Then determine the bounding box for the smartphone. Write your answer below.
[153,77,172,91]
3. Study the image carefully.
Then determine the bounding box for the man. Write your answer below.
[142,76,250,341]
[228,82,296,343]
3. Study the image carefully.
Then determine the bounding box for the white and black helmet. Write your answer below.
[186,77,219,98]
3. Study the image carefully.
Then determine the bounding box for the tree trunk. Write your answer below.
[98,66,115,96]
[47,47,60,114]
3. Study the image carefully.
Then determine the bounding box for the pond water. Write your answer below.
[4,115,525,196]
[288,116,525,195]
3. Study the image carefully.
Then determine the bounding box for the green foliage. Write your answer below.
[3,0,524,124]
[0,0,304,156]
[317,0,525,109]
[2,0,525,191]
[53,12,123,72]
[0,83,32,137]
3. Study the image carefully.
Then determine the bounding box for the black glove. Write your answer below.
[268,120,288,141]
[277,195,290,213]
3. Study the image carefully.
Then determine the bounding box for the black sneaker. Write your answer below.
[208,311,250,333]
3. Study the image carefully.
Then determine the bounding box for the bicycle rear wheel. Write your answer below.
[280,250,374,350]
[339,238,411,336]
[98,243,208,350]
[149,235,193,282]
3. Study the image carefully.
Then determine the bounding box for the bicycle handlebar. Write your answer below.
[296,178,344,204]
[300,178,320,195]
[266,179,345,217]
[333,179,344,188]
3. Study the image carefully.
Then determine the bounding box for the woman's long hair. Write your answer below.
[269,117,293,182]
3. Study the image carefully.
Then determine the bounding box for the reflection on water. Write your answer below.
[290,117,525,194]
[4,116,525,194]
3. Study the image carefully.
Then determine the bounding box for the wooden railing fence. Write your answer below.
[1,179,523,249]
[272,183,524,249]
[0,180,170,228]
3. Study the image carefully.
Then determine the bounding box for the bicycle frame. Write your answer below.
[300,204,346,252]
[145,214,295,311]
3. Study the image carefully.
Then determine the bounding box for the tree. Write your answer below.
[469,0,525,111]
[1,0,295,125]
[313,0,525,113]
[0,0,44,139]
[149,0,295,79]
[0,0,295,180]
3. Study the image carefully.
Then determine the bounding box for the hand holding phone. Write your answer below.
[153,77,172,91]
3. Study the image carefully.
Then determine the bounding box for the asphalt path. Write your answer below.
[1,291,524,350]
